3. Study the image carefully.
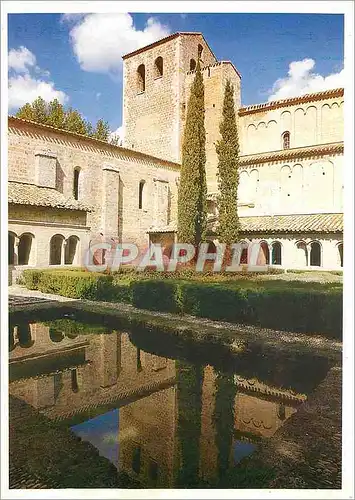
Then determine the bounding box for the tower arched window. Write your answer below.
[137,64,146,93]
[73,167,80,200]
[198,44,203,61]
[282,131,290,149]
[154,57,163,78]
[190,58,196,71]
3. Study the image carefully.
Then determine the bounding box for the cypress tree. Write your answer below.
[215,80,240,251]
[16,102,34,121]
[47,98,65,129]
[177,59,207,246]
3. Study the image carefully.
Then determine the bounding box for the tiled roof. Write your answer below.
[239,213,343,234]
[149,213,343,235]
[239,88,344,116]
[8,181,93,211]
[239,142,343,166]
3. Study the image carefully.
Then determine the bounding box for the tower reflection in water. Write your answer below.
[9,319,309,488]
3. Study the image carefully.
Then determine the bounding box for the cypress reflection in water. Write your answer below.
[213,371,237,482]
[176,360,203,487]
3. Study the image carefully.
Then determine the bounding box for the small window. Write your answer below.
[282,131,290,149]
[71,369,79,393]
[73,168,80,200]
[198,44,203,61]
[136,348,142,372]
[137,64,145,93]
[190,58,196,71]
[154,57,163,78]
[139,181,145,209]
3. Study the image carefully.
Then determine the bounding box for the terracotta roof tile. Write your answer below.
[239,213,343,234]
[148,213,343,235]
[8,181,93,211]
[238,88,344,116]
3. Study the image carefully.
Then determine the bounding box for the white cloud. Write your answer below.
[8,46,36,74]
[96,92,101,99]
[8,45,68,111]
[268,58,345,101]
[8,73,68,110]
[66,13,170,74]
[109,125,124,145]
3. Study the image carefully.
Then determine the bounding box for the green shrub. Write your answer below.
[21,269,44,289]
[132,280,182,313]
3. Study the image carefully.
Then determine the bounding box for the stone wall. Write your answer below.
[239,90,344,155]
[123,33,217,164]
[237,152,343,217]
[8,118,180,269]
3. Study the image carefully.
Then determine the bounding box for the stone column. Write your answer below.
[61,239,67,265]
[14,236,19,266]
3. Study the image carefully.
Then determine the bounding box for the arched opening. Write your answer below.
[296,241,308,267]
[198,44,203,61]
[310,241,321,267]
[49,328,64,343]
[271,242,282,265]
[8,232,16,265]
[282,131,290,149]
[71,369,79,393]
[65,236,79,265]
[17,323,34,348]
[337,243,343,268]
[18,233,33,265]
[154,56,163,78]
[73,167,80,200]
[139,180,145,209]
[137,64,145,93]
[207,241,217,254]
[50,234,65,265]
[240,241,248,264]
[258,241,270,265]
[190,58,196,71]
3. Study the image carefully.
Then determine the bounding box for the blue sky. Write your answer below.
[8,13,344,135]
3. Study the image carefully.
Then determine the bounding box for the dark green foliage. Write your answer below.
[177,59,207,245]
[47,98,65,128]
[131,280,182,313]
[175,361,203,487]
[21,270,342,337]
[215,79,240,245]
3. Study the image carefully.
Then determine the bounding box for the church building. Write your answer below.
[8,32,344,281]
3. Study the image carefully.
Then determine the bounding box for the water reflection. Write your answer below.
[9,316,327,488]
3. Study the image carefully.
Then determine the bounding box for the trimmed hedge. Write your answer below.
[21,269,132,302]
[21,270,342,338]
[131,279,342,338]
